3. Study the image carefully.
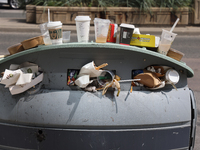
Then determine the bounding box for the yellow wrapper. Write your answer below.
[130,34,160,48]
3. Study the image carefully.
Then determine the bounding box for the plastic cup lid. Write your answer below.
[166,69,179,83]
[47,21,62,28]
[75,16,91,21]
[94,18,110,23]
[162,29,177,36]
[120,23,135,29]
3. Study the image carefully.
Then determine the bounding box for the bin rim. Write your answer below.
[0,42,194,78]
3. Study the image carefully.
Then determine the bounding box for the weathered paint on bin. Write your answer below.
[0,43,196,150]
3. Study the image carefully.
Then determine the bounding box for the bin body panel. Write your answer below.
[0,123,190,150]
[0,43,195,150]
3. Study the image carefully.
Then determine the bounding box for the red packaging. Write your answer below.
[107,24,118,43]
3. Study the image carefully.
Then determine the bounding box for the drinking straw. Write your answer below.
[118,79,141,82]
[48,9,50,23]
[170,18,179,33]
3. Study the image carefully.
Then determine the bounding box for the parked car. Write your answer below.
[0,0,21,9]
[0,0,30,9]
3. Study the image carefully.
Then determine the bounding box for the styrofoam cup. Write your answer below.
[47,21,63,45]
[94,18,110,43]
[75,16,91,42]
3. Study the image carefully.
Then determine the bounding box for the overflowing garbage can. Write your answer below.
[0,43,197,150]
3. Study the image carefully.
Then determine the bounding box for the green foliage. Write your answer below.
[25,0,194,10]
[154,0,193,10]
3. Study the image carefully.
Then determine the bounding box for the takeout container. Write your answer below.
[21,36,44,50]
[167,48,184,61]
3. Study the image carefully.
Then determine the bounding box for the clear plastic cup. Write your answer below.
[47,21,63,45]
[62,31,71,43]
[94,18,110,43]
[39,23,52,45]
[75,16,91,42]
[158,29,177,55]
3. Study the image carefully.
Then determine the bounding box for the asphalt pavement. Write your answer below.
[1,13,200,35]
[0,9,200,150]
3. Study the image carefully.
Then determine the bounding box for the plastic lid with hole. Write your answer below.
[75,16,91,21]
[120,23,135,29]
[94,18,110,23]
[47,21,62,28]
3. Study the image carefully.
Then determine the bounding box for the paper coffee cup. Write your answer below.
[75,75,93,88]
[119,23,135,45]
[78,61,103,77]
[47,21,63,45]
[75,16,91,42]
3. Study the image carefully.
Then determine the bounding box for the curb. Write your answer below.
[1,26,200,36]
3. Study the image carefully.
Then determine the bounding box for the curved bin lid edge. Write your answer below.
[0,43,194,78]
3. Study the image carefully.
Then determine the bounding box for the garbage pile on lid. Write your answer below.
[5,9,184,62]
[1,9,184,95]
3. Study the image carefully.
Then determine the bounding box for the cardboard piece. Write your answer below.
[21,36,44,50]
[134,72,162,88]
[130,34,160,48]
[7,43,24,55]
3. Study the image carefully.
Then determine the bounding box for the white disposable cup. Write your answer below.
[94,18,110,43]
[47,21,63,45]
[39,23,52,45]
[75,75,92,88]
[158,29,177,55]
[75,16,91,42]
[165,69,180,84]
[63,31,71,43]
[78,61,102,77]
